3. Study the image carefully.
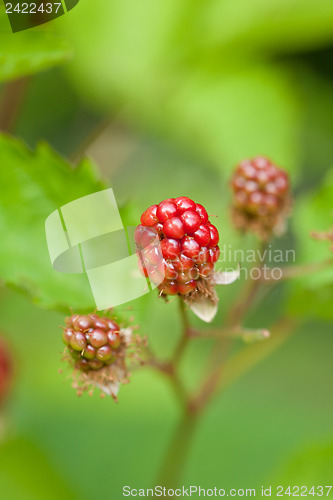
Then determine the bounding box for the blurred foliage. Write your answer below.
[0,0,333,498]
[288,167,333,320]
[0,6,71,83]
[0,135,103,310]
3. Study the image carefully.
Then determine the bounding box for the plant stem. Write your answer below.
[155,410,198,491]
[172,298,191,365]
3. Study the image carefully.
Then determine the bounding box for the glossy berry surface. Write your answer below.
[231,157,291,237]
[136,197,220,296]
[62,314,122,371]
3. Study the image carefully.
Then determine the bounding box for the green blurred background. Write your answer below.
[1,0,333,498]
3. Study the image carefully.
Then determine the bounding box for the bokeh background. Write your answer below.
[1,1,333,498]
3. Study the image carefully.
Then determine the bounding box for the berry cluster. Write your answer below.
[231,157,290,238]
[63,314,122,372]
[136,197,220,296]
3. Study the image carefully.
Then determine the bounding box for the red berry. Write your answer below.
[156,201,178,222]
[180,210,201,234]
[198,262,214,277]
[175,197,196,213]
[138,198,220,296]
[195,247,209,265]
[140,204,159,226]
[163,217,185,239]
[193,224,211,246]
[161,238,181,259]
[134,225,158,249]
[173,254,193,271]
[152,222,164,236]
[142,246,163,266]
[181,237,200,259]
[177,280,196,295]
[164,261,178,280]
[208,246,220,263]
[207,224,219,247]
[195,203,209,223]
[159,281,178,295]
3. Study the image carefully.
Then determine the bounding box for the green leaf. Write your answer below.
[0,14,72,83]
[0,134,105,311]
[0,438,77,500]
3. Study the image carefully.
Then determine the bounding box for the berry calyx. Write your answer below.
[136,198,220,297]
[231,156,291,239]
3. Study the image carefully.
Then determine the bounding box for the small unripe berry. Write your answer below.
[107,330,121,349]
[96,345,114,362]
[70,332,87,351]
[231,156,291,239]
[83,345,96,360]
[61,314,128,381]
[88,329,108,348]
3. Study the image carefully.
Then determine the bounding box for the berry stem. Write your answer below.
[172,298,191,366]
[155,410,198,491]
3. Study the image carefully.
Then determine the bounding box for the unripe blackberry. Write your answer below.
[63,314,122,371]
[231,157,291,239]
[61,313,142,400]
[136,197,220,297]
